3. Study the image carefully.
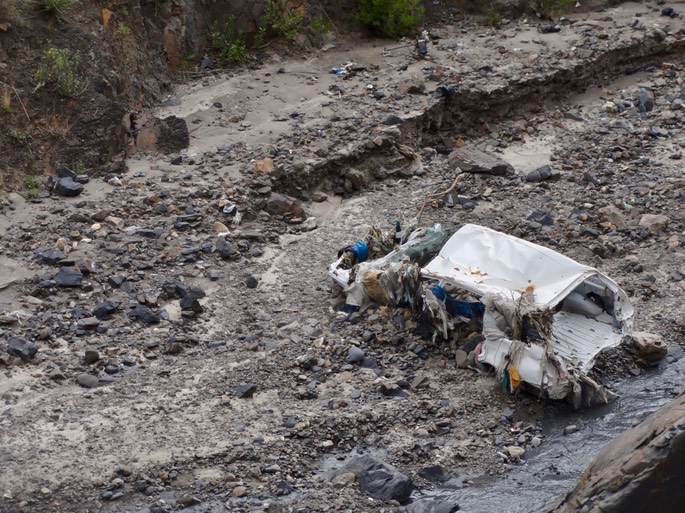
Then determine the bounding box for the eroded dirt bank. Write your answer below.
[2,2,685,513]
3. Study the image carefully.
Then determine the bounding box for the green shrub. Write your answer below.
[208,16,247,63]
[34,0,75,20]
[484,7,503,27]
[35,46,86,97]
[9,127,29,145]
[533,0,573,17]
[21,175,41,199]
[309,16,331,35]
[264,0,305,40]
[357,0,424,38]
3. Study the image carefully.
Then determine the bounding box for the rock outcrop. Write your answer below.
[549,390,685,513]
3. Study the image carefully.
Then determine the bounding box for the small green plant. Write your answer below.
[208,16,247,63]
[35,46,86,97]
[309,16,331,35]
[484,7,503,27]
[34,0,75,20]
[357,0,424,38]
[264,0,305,41]
[9,127,29,145]
[73,161,87,174]
[533,0,573,17]
[117,22,132,35]
[417,80,426,92]
[21,175,41,199]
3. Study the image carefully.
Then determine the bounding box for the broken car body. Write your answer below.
[331,224,634,408]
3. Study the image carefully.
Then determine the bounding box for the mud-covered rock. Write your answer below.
[448,147,514,176]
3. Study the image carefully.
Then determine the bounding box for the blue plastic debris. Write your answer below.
[338,241,369,264]
[431,285,484,318]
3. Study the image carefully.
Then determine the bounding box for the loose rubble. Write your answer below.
[1,3,685,513]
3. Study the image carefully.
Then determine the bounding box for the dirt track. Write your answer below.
[2,2,685,512]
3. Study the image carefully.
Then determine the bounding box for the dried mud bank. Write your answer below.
[270,12,685,196]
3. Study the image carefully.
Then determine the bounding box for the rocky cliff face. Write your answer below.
[550,390,685,513]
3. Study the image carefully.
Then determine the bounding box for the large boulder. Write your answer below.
[448,147,514,176]
[331,454,413,503]
[548,390,685,513]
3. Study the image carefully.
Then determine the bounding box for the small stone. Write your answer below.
[564,424,579,435]
[180,296,204,314]
[505,446,525,459]
[214,221,230,233]
[178,495,201,507]
[93,300,121,320]
[53,267,83,287]
[347,346,365,363]
[639,214,669,234]
[526,165,559,182]
[215,237,235,259]
[382,114,404,125]
[7,337,38,361]
[48,368,66,380]
[245,276,258,289]
[530,436,542,447]
[234,383,257,398]
[76,373,99,388]
[36,248,65,265]
[84,349,100,364]
[232,486,248,497]
[127,304,160,325]
[105,216,125,229]
[455,349,468,368]
[311,191,328,203]
[253,158,274,173]
[632,331,668,364]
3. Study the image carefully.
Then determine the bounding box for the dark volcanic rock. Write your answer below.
[333,454,413,503]
[127,304,160,325]
[215,237,236,259]
[53,267,83,287]
[93,300,121,320]
[234,384,257,398]
[36,248,65,265]
[157,115,190,154]
[180,296,203,314]
[7,337,38,361]
[55,177,85,197]
[76,373,100,388]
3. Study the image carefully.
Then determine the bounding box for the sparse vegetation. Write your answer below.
[484,7,503,27]
[8,127,29,145]
[73,161,87,174]
[34,0,75,21]
[357,0,424,38]
[309,16,331,36]
[117,22,132,35]
[533,0,574,17]
[35,46,86,98]
[264,0,305,41]
[207,16,247,63]
[21,175,41,199]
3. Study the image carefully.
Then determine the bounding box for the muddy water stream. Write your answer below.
[416,358,685,513]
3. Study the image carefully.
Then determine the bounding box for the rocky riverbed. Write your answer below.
[2,2,685,512]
